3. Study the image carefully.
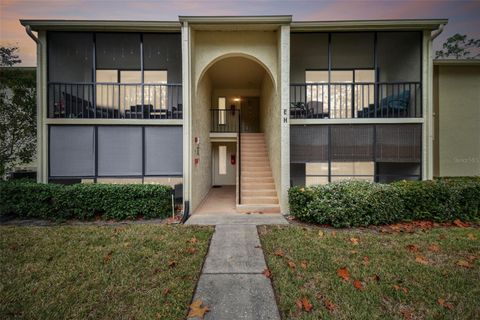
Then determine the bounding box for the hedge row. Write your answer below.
[0,181,173,220]
[289,178,480,227]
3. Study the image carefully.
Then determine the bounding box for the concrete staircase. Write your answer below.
[238,133,280,213]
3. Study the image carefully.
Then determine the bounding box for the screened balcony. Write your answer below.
[290,31,422,119]
[47,32,182,119]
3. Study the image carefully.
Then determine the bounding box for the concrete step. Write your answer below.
[236,204,281,214]
[241,166,271,172]
[242,189,277,197]
[241,182,276,189]
[241,196,279,205]
[242,171,273,178]
[242,178,274,185]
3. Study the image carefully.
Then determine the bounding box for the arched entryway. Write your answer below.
[191,54,281,214]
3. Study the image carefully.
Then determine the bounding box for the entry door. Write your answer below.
[241,97,260,133]
[212,143,236,186]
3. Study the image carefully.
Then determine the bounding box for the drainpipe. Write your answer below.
[431,23,445,40]
[24,25,43,182]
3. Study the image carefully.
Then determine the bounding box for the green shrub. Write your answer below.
[289,178,480,227]
[0,180,173,220]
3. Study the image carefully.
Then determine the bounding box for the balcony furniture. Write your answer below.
[357,90,410,118]
[126,105,154,119]
[290,101,329,119]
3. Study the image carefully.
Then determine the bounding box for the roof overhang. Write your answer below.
[179,15,292,31]
[291,19,448,32]
[434,59,480,66]
[19,20,181,32]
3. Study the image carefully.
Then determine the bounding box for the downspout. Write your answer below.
[24,25,43,182]
[431,23,445,40]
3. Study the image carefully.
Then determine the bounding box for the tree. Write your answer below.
[0,46,22,66]
[435,33,480,59]
[0,46,36,177]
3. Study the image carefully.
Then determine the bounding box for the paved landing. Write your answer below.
[185,213,288,225]
[190,224,281,320]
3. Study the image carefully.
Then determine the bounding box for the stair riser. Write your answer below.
[242,198,279,205]
[241,183,275,189]
[242,190,277,197]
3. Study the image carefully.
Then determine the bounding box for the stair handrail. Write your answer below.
[238,109,241,205]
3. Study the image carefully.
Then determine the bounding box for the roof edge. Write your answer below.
[20,20,181,31]
[179,15,292,24]
[291,19,448,31]
[434,59,480,66]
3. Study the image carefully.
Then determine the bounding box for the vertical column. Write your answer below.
[37,31,48,183]
[422,30,433,180]
[279,25,290,214]
[181,22,192,208]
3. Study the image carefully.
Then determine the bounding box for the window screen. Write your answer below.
[376,124,421,162]
[96,33,141,70]
[50,126,95,177]
[290,125,329,163]
[331,125,374,161]
[331,33,374,69]
[97,126,142,176]
[290,33,328,83]
[143,33,182,83]
[48,32,93,82]
[145,126,183,175]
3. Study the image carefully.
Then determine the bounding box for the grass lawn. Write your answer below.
[0,224,213,319]
[259,225,480,319]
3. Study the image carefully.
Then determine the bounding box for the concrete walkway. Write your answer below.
[188,215,286,319]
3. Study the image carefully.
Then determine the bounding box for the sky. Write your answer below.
[1,0,479,66]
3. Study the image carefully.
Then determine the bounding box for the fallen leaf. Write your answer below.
[415,255,429,265]
[300,260,308,269]
[393,284,409,294]
[162,288,170,296]
[350,237,359,245]
[295,299,303,310]
[353,279,363,290]
[187,299,209,319]
[437,298,454,310]
[324,299,336,312]
[186,247,197,254]
[467,255,477,262]
[188,237,199,244]
[369,274,380,282]
[168,260,176,268]
[263,268,271,278]
[254,245,261,248]
[406,244,420,252]
[301,297,313,312]
[103,251,113,263]
[467,233,477,240]
[337,267,350,281]
[363,256,370,265]
[428,244,440,252]
[318,230,325,237]
[401,308,413,320]
[331,231,337,237]
[274,249,285,257]
[453,219,468,228]
[456,259,473,269]
[287,260,296,270]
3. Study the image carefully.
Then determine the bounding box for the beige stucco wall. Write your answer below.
[193,31,278,91]
[259,73,281,198]
[435,64,480,176]
[190,73,213,211]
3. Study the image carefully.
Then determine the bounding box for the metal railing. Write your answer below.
[290,82,421,119]
[48,82,182,119]
[210,109,240,132]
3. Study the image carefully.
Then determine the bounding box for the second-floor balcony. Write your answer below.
[290,81,421,119]
[48,82,182,119]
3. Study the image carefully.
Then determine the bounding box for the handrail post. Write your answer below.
[238,109,241,205]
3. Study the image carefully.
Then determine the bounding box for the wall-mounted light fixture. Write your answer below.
[233,98,241,102]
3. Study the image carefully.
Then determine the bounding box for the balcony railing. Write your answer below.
[211,109,240,133]
[48,82,182,119]
[290,82,421,119]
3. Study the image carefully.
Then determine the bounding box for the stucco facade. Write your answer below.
[433,60,480,177]
[21,16,450,215]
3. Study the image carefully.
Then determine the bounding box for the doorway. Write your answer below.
[241,97,260,132]
[212,142,236,186]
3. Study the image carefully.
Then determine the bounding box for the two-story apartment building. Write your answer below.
[21,16,447,214]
